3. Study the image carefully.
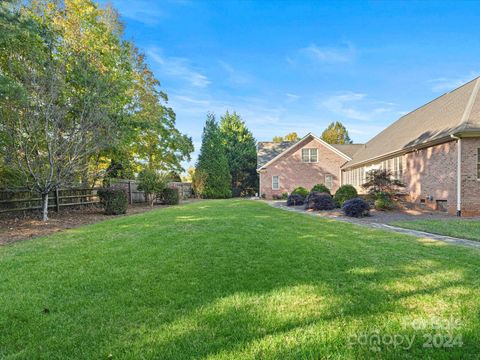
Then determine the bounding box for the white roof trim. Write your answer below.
[459,77,480,126]
[258,133,352,170]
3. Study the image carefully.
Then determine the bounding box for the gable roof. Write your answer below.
[344,76,480,168]
[257,140,297,169]
[330,144,364,158]
[257,133,359,170]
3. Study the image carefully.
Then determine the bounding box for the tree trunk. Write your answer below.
[42,193,49,222]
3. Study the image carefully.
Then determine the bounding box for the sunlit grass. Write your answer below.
[1,199,480,359]
[393,219,480,241]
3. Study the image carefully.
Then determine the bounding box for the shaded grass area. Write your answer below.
[1,199,480,359]
[393,219,480,241]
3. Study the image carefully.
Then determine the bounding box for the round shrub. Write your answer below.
[374,197,394,211]
[282,192,289,200]
[162,188,180,205]
[287,193,305,206]
[305,192,335,210]
[311,184,331,195]
[97,188,128,215]
[342,197,370,218]
[291,186,309,198]
[334,185,358,207]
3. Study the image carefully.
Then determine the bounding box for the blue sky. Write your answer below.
[101,0,480,167]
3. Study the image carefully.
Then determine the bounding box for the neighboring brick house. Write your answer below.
[257,77,480,216]
[257,135,362,199]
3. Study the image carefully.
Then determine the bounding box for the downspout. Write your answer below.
[452,78,480,216]
[451,135,462,216]
[339,167,343,187]
[258,169,262,198]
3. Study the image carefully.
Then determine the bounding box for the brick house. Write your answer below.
[257,77,480,216]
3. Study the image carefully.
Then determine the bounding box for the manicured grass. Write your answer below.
[393,219,480,241]
[1,200,480,359]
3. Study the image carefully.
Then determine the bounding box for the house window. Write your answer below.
[301,148,318,163]
[272,175,279,190]
[477,149,480,179]
[325,175,333,189]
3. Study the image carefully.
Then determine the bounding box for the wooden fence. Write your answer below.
[0,187,100,214]
[0,181,193,215]
[107,180,193,202]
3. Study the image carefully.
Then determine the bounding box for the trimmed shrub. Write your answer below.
[162,188,180,205]
[374,197,394,211]
[287,193,305,206]
[311,184,331,195]
[305,192,335,210]
[272,194,283,200]
[291,187,309,198]
[282,192,289,200]
[97,188,128,215]
[334,185,358,207]
[137,169,170,206]
[342,197,370,218]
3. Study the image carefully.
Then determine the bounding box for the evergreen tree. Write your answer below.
[219,111,257,196]
[321,122,352,144]
[196,113,232,198]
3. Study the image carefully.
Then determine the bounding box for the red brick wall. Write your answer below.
[261,136,480,216]
[404,141,458,214]
[259,138,348,199]
[461,138,480,216]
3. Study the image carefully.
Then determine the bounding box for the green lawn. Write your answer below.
[1,200,480,359]
[393,219,480,241]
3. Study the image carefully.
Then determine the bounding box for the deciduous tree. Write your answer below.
[0,0,193,220]
[272,132,299,143]
[321,121,352,144]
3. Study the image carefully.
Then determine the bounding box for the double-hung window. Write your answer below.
[272,175,280,190]
[302,148,318,163]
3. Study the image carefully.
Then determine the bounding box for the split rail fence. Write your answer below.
[0,180,192,215]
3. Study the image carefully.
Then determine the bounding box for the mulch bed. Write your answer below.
[270,200,456,224]
[0,203,166,245]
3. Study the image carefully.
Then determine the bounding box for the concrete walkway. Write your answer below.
[267,201,480,249]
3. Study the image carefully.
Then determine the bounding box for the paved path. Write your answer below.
[267,201,480,249]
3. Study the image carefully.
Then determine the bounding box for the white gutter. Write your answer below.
[457,138,462,216]
[258,170,262,197]
[451,135,462,216]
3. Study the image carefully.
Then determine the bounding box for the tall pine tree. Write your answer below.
[196,113,232,198]
[219,111,257,196]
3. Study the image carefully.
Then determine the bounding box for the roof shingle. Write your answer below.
[344,76,480,168]
[257,141,297,169]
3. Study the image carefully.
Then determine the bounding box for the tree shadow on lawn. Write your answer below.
[2,201,480,359]
[102,204,480,359]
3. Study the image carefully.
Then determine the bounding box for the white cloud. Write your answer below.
[170,93,286,126]
[147,48,211,88]
[107,0,167,26]
[428,72,479,92]
[286,93,300,102]
[219,61,253,85]
[320,92,395,121]
[299,42,355,63]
